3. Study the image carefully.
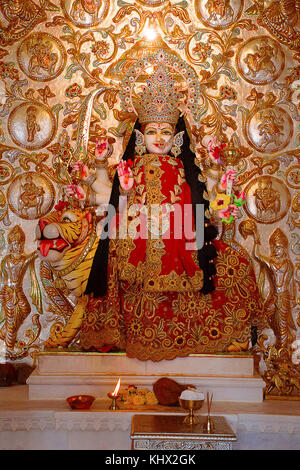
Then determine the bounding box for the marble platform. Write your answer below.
[1,384,300,450]
[27,351,265,402]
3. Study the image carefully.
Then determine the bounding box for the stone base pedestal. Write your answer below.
[27,351,265,402]
[1,385,300,450]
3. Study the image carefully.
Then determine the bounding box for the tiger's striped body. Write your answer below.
[37,206,99,347]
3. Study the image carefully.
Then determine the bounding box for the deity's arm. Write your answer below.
[23,250,38,269]
[252,239,270,267]
[251,245,276,301]
[82,138,117,211]
[88,165,114,208]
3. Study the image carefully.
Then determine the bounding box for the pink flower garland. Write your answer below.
[208,138,246,224]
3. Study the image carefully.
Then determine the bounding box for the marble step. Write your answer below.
[27,352,265,402]
[37,351,255,376]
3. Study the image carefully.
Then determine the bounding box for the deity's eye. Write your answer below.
[62,216,72,223]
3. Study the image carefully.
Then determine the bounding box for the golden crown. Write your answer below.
[135,64,181,125]
[119,49,202,125]
[269,228,288,248]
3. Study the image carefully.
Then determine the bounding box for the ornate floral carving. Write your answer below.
[0,0,48,46]
[246,0,300,61]
[0,0,297,382]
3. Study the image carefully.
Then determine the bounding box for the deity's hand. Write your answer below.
[117,160,133,192]
[95,137,110,162]
[70,161,89,180]
[64,184,86,200]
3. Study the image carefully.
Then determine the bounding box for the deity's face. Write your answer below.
[143,122,174,155]
[271,242,286,260]
[10,240,23,255]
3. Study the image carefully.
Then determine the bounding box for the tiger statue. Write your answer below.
[36,203,99,348]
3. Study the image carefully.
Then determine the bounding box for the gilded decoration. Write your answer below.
[286,165,300,190]
[17,32,67,82]
[236,36,285,85]
[7,171,55,220]
[0,0,48,46]
[245,105,293,154]
[8,102,57,150]
[0,0,298,397]
[244,175,291,224]
[195,0,244,30]
[61,0,110,28]
[0,160,14,186]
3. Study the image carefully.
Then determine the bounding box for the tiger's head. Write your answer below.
[36,206,94,263]
[36,204,99,297]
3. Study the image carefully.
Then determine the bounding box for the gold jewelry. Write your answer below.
[170,131,184,157]
[119,49,203,125]
[96,159,108,168]
[134,130,146,156]
[119,185,131,195]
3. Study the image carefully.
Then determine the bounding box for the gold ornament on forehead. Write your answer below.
[119,49,204,125]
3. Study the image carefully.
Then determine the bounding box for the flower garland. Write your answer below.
[118,385,159,407]
[207,137,245,224]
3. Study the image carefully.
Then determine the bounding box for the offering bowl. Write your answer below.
[66,395,95,410]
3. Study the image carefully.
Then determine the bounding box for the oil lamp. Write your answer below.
[108,378,121,410]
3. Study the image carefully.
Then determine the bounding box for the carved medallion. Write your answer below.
[236,36,285,85]
[8,102,56,150]
[244,175,291,224]
[245,106,293,154]
[195,0,243,29]
[17,33,67,82]
[285,165,300,189]
[7,172,55,220]
[61,0,109,28]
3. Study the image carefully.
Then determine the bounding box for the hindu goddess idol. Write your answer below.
[80,54,262,361]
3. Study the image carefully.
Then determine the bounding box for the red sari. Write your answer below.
[80,153,263,361]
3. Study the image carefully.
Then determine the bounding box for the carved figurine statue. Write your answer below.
[18,174,45,218]
[36,204,99,348]
[257,228,296,349]
[241,220,296,349]
[26,105,40,143]
[70,51,262,360]
[254,176,280,222]
[38,51,262,358]
[0,225,37,352]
